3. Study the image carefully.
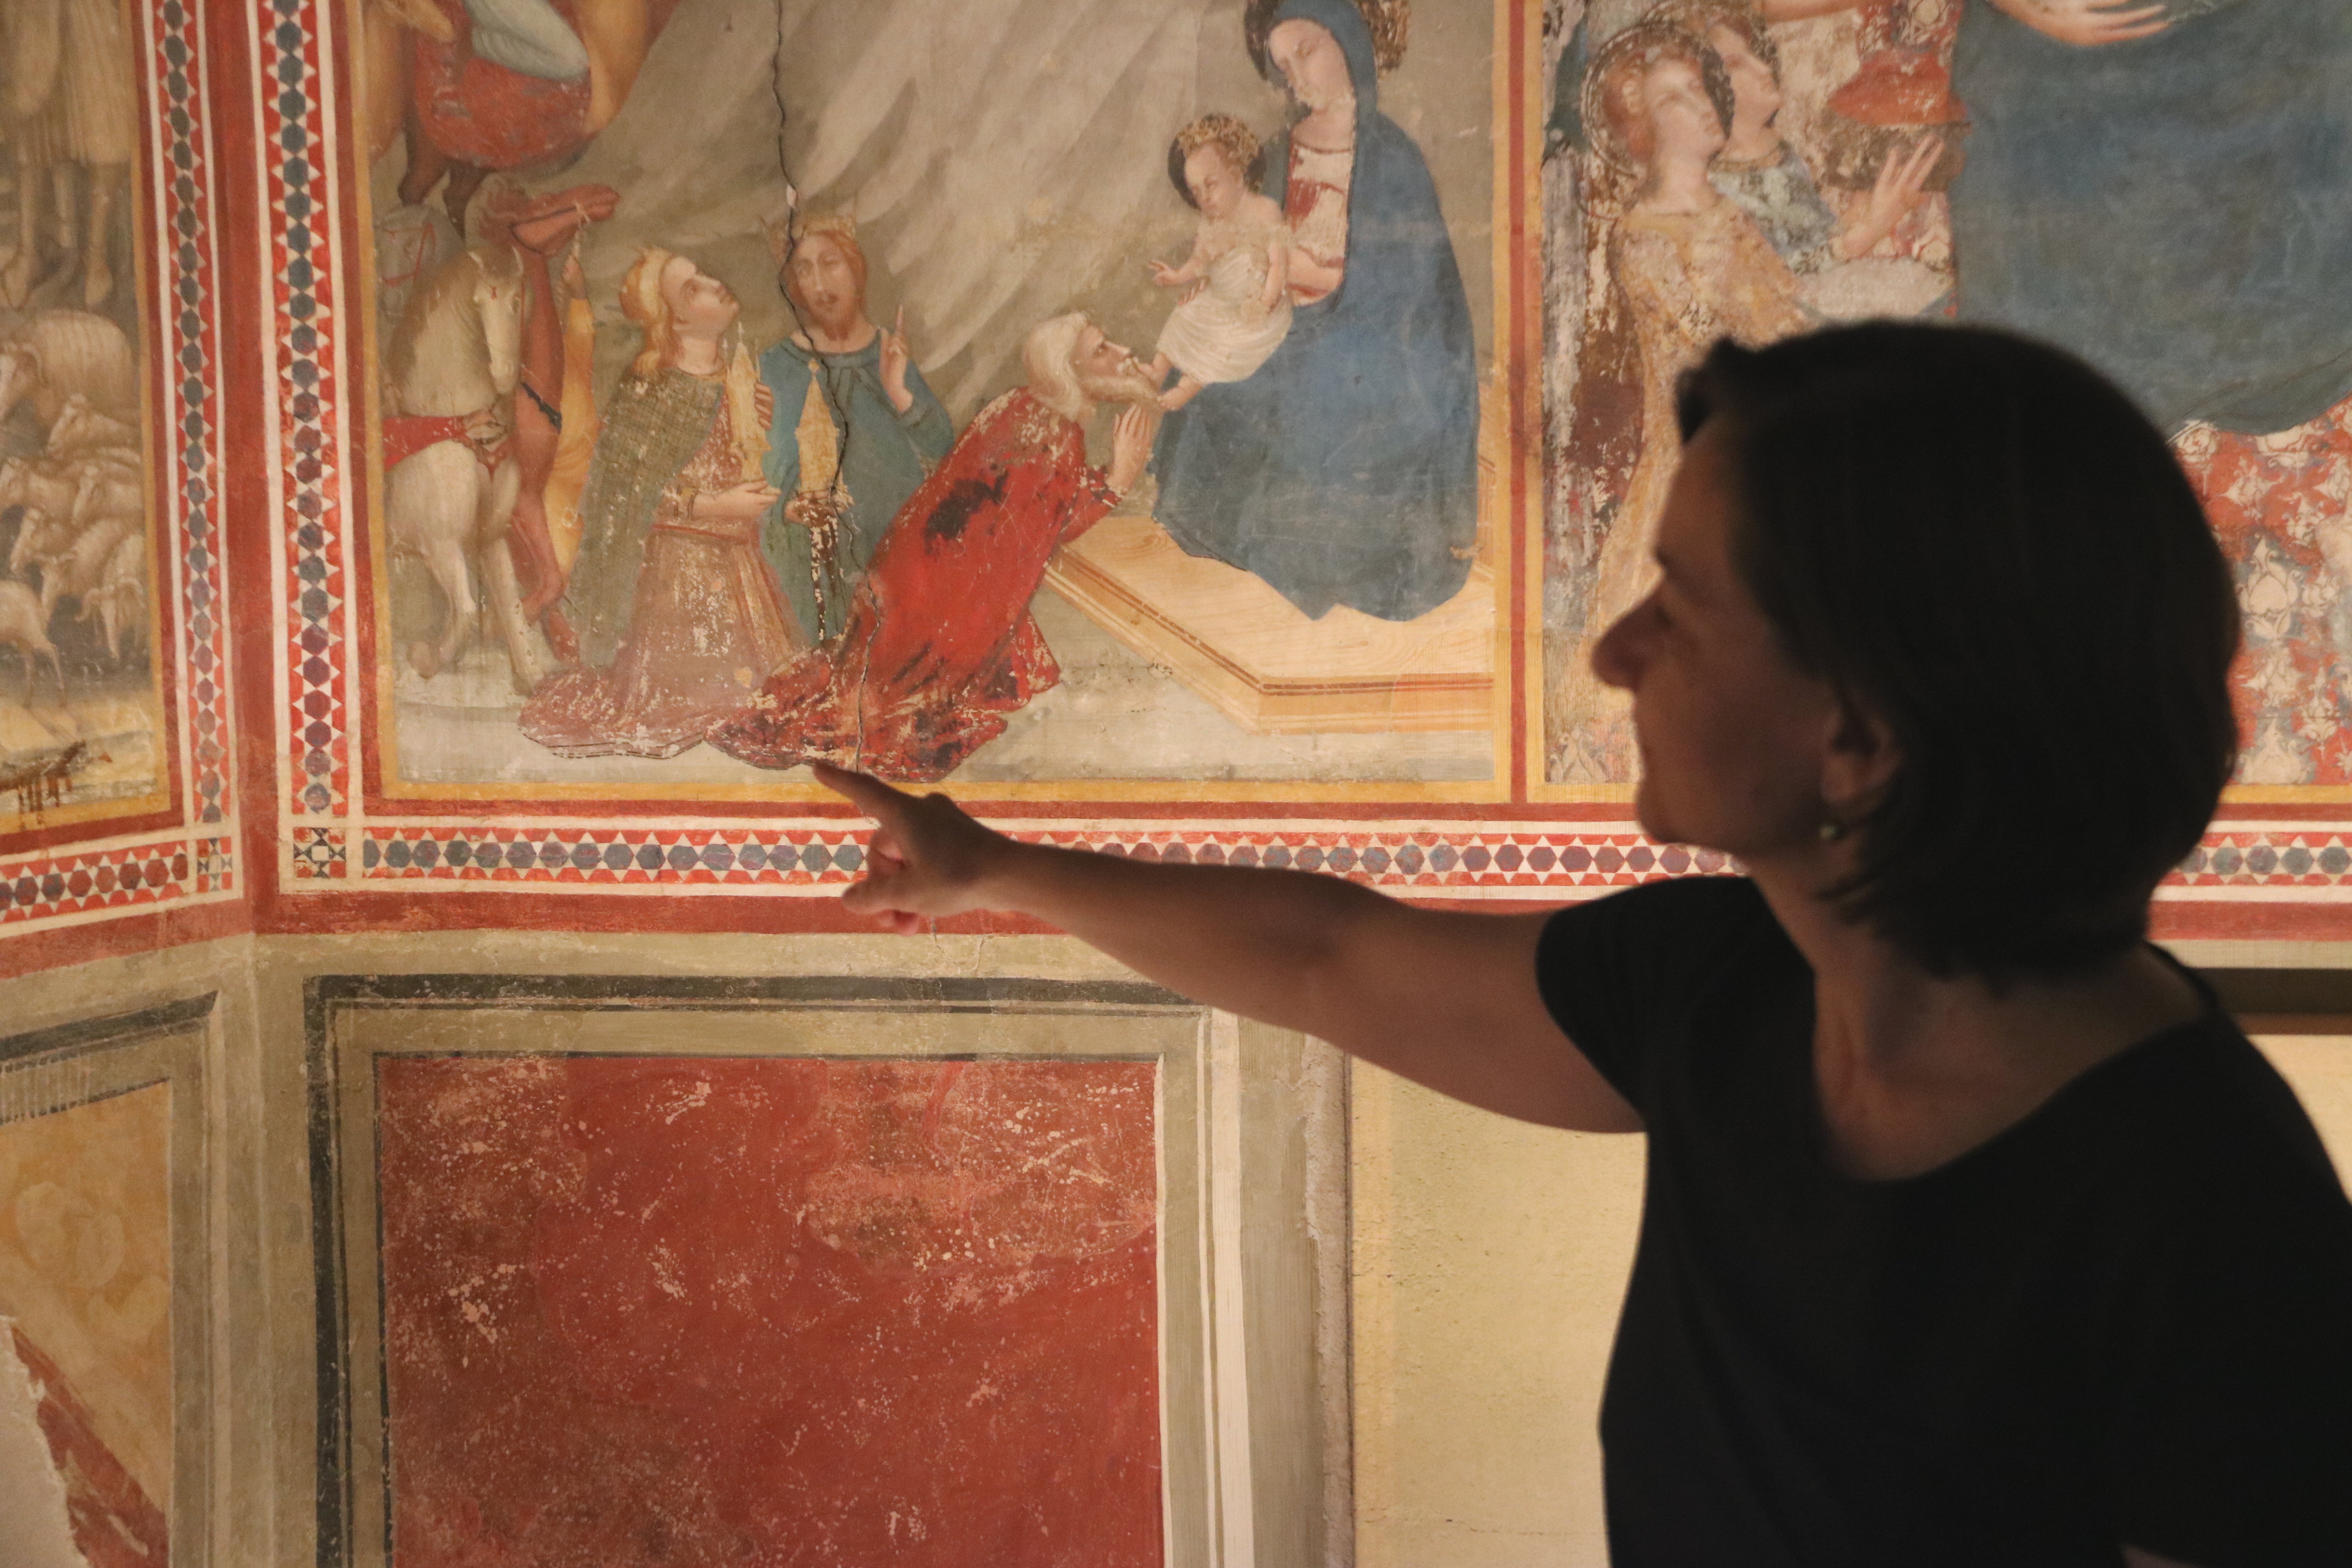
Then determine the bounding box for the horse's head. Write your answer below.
[9,504,56,578]
[471,245,527,397]
[385,243,528,417]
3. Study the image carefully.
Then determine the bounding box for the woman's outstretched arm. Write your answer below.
[812,764,1642,1133]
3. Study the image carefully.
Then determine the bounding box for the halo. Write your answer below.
[1245,0,1412,81]
[1577,19,1728,177]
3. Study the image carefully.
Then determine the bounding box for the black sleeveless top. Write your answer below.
[1536,876,2352,1566]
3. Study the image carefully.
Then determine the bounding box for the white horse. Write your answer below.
[382,241,548,691]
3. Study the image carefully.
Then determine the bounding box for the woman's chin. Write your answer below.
[1630,777,1674,846]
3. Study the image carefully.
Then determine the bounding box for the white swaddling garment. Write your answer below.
[1156,221,1293,385]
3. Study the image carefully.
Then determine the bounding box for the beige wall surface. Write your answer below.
[1351,1064,1642,1568]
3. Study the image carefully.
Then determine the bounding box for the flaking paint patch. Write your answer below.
[0,1317,89,1568]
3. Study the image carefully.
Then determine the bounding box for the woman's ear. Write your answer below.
[1820,694,1901,823]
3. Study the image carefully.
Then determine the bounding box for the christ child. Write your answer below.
[1146,113,1292,412]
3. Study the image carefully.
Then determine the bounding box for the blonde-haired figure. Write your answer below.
[756,212,954,644]
[1145,113,1292,412]
[1549,21,1807,782]
[519,247,801,759]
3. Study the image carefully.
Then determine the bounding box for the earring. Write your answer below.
[1817,818,1846,843]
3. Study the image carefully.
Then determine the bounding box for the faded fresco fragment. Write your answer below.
[1544,0,2352,787]
[374,1055,1161,1566]
[364,0,1503,792]
[0,0,168,832]
[0,1083,174,1566]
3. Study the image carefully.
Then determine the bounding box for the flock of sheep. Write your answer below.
[0,307,149,705]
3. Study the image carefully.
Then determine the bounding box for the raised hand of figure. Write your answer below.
[1108,404,1159,495]
[1148,259,1189,289]
[1840,133,1943,259]
[816,763,1017,932]
[879,306,915,414]
[1991,0,2171,46]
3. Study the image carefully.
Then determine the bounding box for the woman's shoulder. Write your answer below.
[1533,877,1794,1101]
[1542,874,1782,974]
[2109,1018,2345,1187]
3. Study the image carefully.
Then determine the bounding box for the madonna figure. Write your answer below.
[520,248,801,759]
[1150,0,1480,623]
[1950,0,2352,434]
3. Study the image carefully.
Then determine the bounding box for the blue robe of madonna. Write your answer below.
[1951,0,2352,433]
[1151,0,1480,623]
[758,334,956,643]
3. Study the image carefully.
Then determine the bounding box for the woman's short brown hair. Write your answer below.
[1678,324,2241,980]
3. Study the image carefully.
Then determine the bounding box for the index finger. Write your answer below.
[895,304,906,335]
[812,759,912,820]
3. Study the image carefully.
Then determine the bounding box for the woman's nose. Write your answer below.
[1591,602,1652,692]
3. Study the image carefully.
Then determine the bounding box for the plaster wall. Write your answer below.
[1351,1065,1639,1568]
[0,938,268,1564]
[5,933,2352,1568]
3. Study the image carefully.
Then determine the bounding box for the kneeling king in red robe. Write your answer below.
[706,313,1161,781]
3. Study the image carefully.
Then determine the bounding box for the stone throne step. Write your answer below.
[1043,515,1495,736]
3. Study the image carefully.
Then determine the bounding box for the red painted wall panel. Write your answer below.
[375,1055,1162,1566]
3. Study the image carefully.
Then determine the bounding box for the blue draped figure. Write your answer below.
[1151,0,1481,623]
[1951,0,2352,433]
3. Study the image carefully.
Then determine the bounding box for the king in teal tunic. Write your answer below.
[757,334,955,643]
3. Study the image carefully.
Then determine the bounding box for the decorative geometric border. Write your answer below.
[0,837,235,927]
[2165,826,2352,898]
[0,0,240,941]
[156,0,232,827]
[307,821,2352,902]
[335,820,1727,897]
[254,0,351,827]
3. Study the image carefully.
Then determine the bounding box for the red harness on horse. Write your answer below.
[382,413,510,473]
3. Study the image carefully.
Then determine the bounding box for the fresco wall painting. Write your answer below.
[0,997,214,1568]
[1536,0,2352,847]
[347,0,1515,806]
[0,0,236,955]
[310,976,1345,1567]
[234,0,1540,910]
[190,0,2339,937]
[0,6,2344,950]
